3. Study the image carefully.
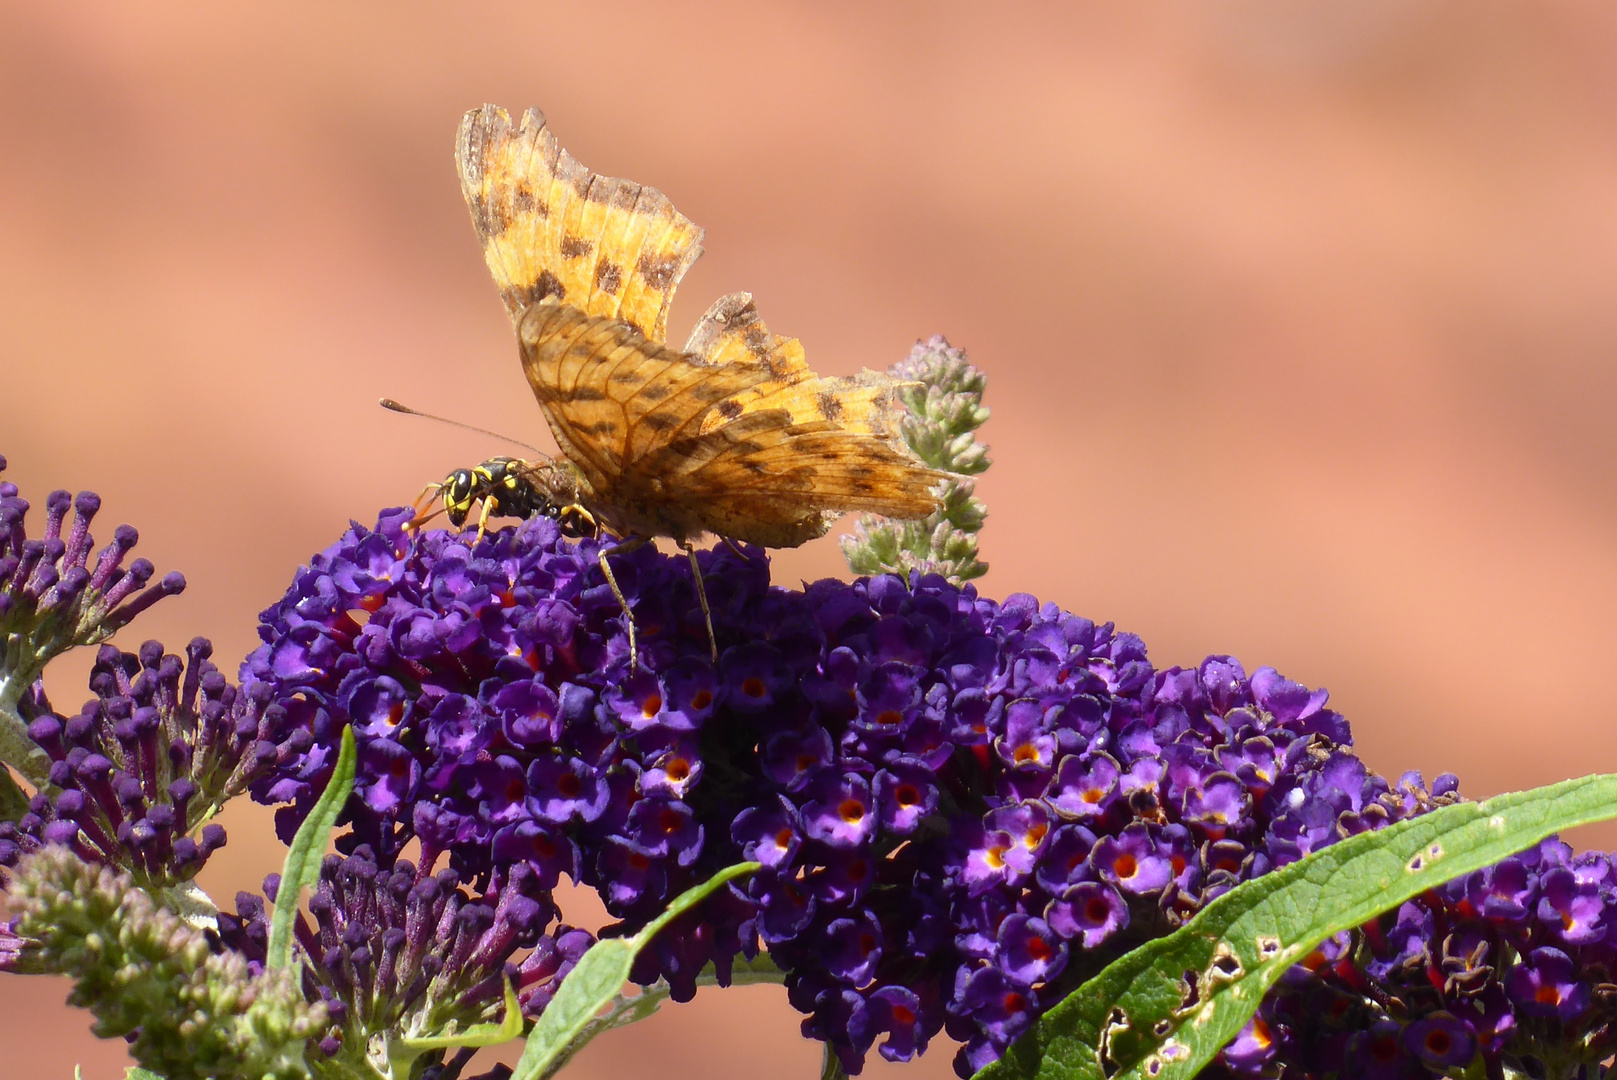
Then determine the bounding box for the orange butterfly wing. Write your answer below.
[456,105,702,342]
[457,104,946,547]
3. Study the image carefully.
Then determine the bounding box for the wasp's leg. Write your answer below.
[598,535,649,668]
[475,495,497,541]
[677,539,718,663]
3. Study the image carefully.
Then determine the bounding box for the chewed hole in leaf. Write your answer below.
[1142,1040,1191,1076]
[1255,934,1282,960]
[1407,842,1444,872]
[1173,969,1202,1016]
[1098,1005,1131,1069]
[1207,941,1243,984]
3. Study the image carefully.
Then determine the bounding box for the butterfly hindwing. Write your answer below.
[517,302,778,494]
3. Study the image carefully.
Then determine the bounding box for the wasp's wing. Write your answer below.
[456,104,703,342]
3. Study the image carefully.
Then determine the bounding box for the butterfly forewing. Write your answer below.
[457,105,702,340]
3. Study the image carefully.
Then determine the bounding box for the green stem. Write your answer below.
[538,953,785,1080]
[0,671,50,788]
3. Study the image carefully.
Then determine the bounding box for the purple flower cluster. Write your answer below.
[218,847,590,1074]
[0,638,293,886]
[1214,834,1617,1079]
[240,509,1616,1077]
[0,457,186,719]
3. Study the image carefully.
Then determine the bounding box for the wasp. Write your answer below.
[381,398,715,664]
[421,455,598,539]
[380,400,593,538]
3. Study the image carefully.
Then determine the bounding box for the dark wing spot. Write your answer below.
[637,252,680,290]
[715,400,744,420]
[564,386,608,402]
[847,463,874,477]
[530,269,565,304]
[594,260,623,294]
[611,183,641,209]
[742,323,773,357]
[512,184,547,218]
[609,368,646,385]
[817,390,843,421]
[636,382,672,401]
[639,413,679,431]
[560,236,594,258]
[482,200,513,238]
[691,381,736,403]
[587,421,620,436]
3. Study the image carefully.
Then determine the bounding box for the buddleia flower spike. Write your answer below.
[7,845,325,1080]
[841,335,991,585]
[0,457,185,787]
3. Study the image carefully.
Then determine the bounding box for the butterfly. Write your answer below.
[449,103,948,664]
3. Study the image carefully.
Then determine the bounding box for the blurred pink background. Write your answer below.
[4,2,1617,1076]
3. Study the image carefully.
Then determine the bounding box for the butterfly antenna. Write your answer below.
[379,398,551,459]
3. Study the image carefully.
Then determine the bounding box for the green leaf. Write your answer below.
[509,861,760,1080]
[124,1070,164,1080]
[399,975,525,1052]
[978,772,1617,1080]
[266,725,355,972]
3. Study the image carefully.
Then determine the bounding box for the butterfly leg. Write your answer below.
[677,539,718,663]
[597,535,649,668]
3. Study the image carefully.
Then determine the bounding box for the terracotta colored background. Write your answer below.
[4,2,1617,1076]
